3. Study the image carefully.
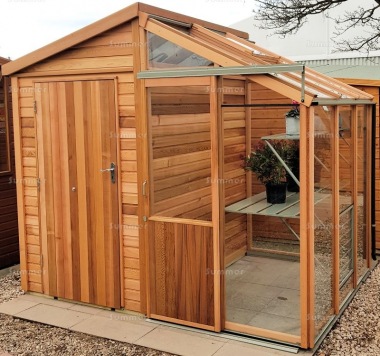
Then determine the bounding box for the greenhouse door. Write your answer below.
[145,78,222,331]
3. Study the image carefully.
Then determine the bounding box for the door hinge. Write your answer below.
[41,254,43,268]
[37,178,41,192]
[33,101,37,114]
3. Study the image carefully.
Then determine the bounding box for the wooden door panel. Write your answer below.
[149,221,215,328]
[36,80,120,308]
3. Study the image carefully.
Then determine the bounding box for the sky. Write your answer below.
[0,0,255,59]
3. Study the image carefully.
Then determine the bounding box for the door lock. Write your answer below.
[100,162,116,184]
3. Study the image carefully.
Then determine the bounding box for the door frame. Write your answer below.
[34,77,123,307]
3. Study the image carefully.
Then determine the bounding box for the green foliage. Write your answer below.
[244,140,297,185]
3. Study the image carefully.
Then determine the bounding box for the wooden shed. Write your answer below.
[2,3,377,350]
[0,56,19,269]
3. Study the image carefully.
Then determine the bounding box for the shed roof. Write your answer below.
[0,56,10,78]
[1,2,247,76]
[2,3,374,106]
[302,63,380,81]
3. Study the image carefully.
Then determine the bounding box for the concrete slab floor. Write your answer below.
[226,256,301,336]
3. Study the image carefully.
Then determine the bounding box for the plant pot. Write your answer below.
[286,167,300,192]
[265,182,287,204]
[286,114,300,135]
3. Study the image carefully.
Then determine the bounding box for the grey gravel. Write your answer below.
[0,270,24,304]
[0,270,174,356]
[316,262,380,356]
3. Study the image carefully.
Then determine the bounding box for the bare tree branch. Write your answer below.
[331,4,380,52]
[253,0,380,53]
[253,0,347,36]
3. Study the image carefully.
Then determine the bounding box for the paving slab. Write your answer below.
[71,314,156,343]
[214,342,295,356]
[15,304,91,328]
[135,326,226,356]
[68,303,105,315]
[0,298,38,316]
[18,294,75,309]
[0,293,305,356]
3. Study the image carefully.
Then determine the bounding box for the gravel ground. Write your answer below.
[0,271,174,356]
[316,262,380,355]
[1,264,380,355]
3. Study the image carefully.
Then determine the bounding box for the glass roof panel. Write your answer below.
[148,32,213,69]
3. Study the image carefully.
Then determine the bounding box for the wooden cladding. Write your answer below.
[150,86,212,220]
[222,79,248,265]
[35,80,121,308]
[149,220,215,328]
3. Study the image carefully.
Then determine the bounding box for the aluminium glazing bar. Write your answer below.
[312,99,374,106]
[137,64,305,79]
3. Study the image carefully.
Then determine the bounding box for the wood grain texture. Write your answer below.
[35,80,121,308]
[222,80,248,265]
[149,220,215,328]
[150,86,212,220]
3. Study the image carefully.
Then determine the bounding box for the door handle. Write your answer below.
[142,180,147,196]
[100,162,116,184]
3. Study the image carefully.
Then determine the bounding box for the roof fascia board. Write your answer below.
[338,78,380,87]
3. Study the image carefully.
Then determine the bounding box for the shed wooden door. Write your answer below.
[35,80,121,308]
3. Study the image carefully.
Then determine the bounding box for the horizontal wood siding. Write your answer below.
[151,86,212,220]
[13,22,141,312]
[117,71,140,312]
[21,24,134,75]
[223,79,247,265]
[0,76,19,269]
[16,77,42,292]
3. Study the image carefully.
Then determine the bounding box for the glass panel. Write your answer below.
[357,106,368,280]
[148,32,213,69]
[150,86,212,221]
[338,106,354,304]
[339,207,354,303]
[250,106,301,256]
[0,77,10,173]
[225,103,300,337]
[314,105,334,337]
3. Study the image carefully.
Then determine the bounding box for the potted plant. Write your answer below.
[244,140,291,204]
[285,101,300,135]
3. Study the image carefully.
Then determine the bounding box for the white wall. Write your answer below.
[231,1,379,61]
